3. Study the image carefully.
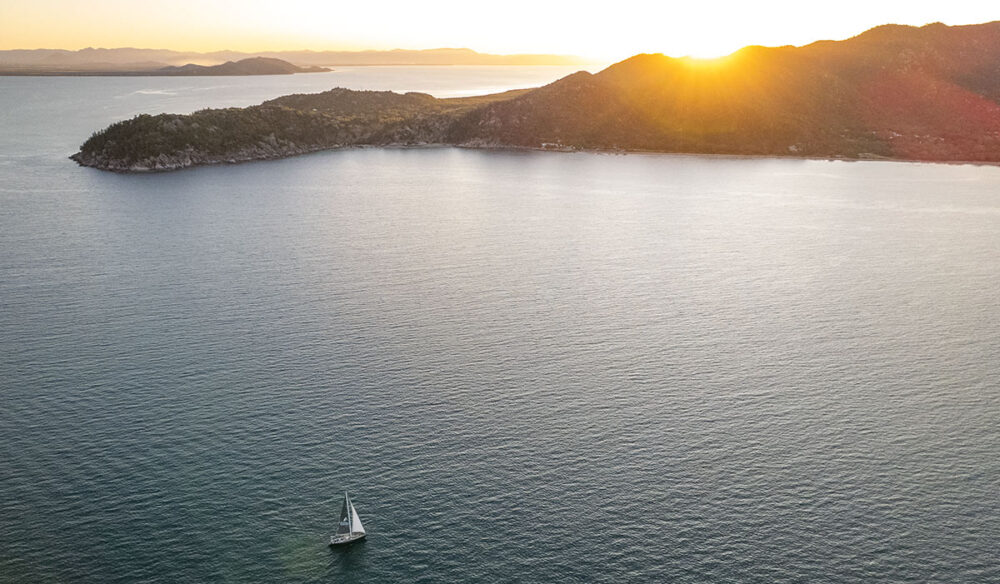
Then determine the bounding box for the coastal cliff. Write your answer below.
[73,21,1000,172]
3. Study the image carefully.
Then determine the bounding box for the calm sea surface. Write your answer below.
[1,67,999,583]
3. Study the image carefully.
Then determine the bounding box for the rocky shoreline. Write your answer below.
[70,140,1000,175]
[69,141,340,172]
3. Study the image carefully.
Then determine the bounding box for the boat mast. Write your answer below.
[345,492,352,533]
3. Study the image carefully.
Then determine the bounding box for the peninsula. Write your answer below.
[72,21,1000,172]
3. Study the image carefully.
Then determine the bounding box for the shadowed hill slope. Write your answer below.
[448,21,1000,159]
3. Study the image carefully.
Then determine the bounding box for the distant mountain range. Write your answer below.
[0,47,591,74]
[72,21,1000,171]
[4,57,329,76]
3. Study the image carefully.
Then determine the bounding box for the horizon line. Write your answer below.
[4,20,998,64]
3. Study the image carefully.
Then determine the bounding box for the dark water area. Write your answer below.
[1,70,999,583]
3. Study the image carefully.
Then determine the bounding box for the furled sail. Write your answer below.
[350,503,365,534]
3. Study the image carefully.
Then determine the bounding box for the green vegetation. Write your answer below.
[73,107,338,170]
[71,88,528,170]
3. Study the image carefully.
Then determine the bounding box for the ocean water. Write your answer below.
[1,68,999,583]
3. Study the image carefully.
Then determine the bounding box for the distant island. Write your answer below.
[7,57,329,76]
[72,21,1000,172]
[0,47,590,75]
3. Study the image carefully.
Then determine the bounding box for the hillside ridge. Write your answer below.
[71,21,1000,171]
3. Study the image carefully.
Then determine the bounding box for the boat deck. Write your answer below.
[330,533,366,545]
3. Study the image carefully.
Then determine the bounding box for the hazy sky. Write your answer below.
[1,1,997,60]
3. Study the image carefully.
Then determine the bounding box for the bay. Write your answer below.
[1,67,999,583]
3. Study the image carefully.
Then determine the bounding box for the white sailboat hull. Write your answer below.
[329,532,367,546]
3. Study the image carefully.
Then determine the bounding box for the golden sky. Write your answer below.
[1,0,997,60]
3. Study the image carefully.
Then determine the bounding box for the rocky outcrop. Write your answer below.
[69,140,336,172]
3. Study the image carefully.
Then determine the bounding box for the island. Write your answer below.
[153,57,329,76]
[72,21,1000,172]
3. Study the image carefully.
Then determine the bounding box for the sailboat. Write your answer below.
[329,492,367,546]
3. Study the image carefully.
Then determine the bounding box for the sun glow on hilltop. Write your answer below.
[679,54,742,69]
